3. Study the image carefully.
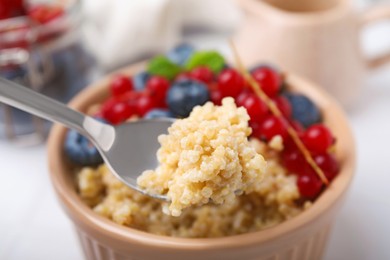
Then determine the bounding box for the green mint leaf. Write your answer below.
[185,51,225,74]
[147,56,182,80]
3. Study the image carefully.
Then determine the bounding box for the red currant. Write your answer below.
[289,120,305,134]
[236,92,268,123]
[302,124,334,153]
[259,115,288,141]
[103,102,134,125]
[251,67,281,97]
[28,5,64,24]
[175,72,191,81]
[314,153,340,181]
[207,82,218,91]
[297,174,323,199]
[118,90,141,101]
[273,96,292,118]
[210,88,223,106]
[189,66,214,83]
[282,149,306,175]
[117,90,141,111]
[235,90,250,106]
[249,121,261,138]
[0,0,10,19]
[136,93,157,116]
[110,75,133,97]
[2,0,25,18]
[280,121,304,154]
[101,97,118,116]
[283,137,296,152]
[146,76,170,107]
[217,68,245,98]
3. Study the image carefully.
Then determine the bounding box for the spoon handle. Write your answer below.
[0,77,88,136]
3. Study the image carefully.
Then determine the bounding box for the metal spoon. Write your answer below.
[0,77,172,201]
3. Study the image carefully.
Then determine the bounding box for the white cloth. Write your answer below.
[81,0,242,70]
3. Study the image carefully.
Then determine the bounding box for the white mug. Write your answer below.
[234,0,390,108]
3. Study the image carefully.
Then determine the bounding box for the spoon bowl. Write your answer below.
[100,119,173,201]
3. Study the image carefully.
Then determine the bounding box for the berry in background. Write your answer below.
[217,68,245,98]
[210,88,223,106]
[175,72,192,81]
[259,115,288,141]
[64,129,103,166]
[284,93,322,128]
[302,124,334,153]
[146,76,170,107]
[167,43,195,66]
[103,101,135,125]
[167,79,209,117]
[297,174,323,199]
[110,75,133,97]
[251,66,281,97]
[136,93,157,117]
[28,4,64,24]
[189,66,214,84]
[133,72,150,91]
[273,96,292,118]
[314,153,340,181]
[289,120,305,134]
[144,109,173,119]
[236,92,268,123]
[282,149,306,174]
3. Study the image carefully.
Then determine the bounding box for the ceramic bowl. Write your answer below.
[47,63,355,260]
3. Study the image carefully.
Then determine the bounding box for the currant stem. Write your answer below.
[229,40,329,186]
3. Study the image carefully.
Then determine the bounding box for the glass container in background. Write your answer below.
[0,0,98,145]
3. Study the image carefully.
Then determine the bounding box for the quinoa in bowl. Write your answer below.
[48,54,354,259]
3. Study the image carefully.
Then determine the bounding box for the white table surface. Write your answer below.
[1,14,390,260]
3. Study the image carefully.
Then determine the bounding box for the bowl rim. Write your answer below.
[47,64,356,251]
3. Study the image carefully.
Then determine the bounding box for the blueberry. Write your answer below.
[167,43,195,66]
[284,93,322,128]
[0,66,27,80]
[144,109,174,119]
[64,129,103,166]
[133,71,150,91]
[167,79,210,118]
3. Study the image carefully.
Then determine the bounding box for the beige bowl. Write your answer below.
[47,64,356,260]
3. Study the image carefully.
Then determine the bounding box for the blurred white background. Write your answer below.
[1,0,390,259]
[81,0,241,70]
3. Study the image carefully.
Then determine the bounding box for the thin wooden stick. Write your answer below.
[229,40,329,186]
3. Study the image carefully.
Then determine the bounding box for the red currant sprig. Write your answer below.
[251,66,281,98]
[229,40,329,186]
